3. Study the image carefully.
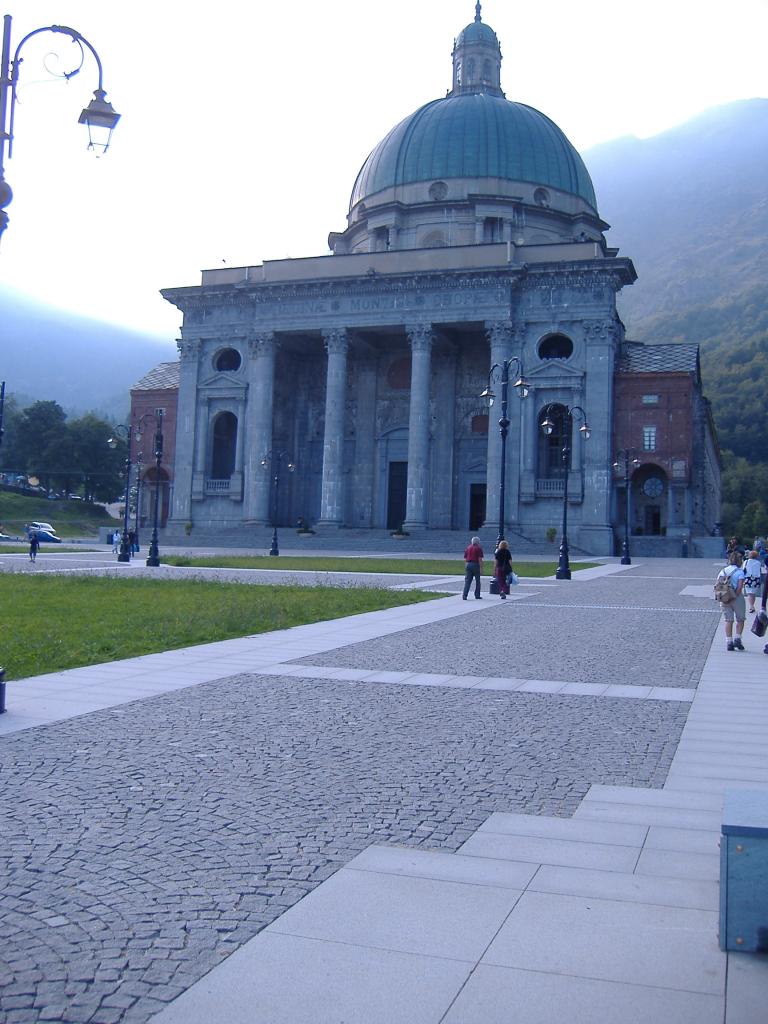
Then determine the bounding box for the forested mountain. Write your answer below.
[0,286,175,417]
[586,98,768,533]
[587,98,768,467]
[1,100,766,531]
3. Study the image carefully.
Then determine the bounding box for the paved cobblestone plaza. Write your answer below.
[0,557,729,1022]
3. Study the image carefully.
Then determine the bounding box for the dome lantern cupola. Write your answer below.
[451,2,504,98]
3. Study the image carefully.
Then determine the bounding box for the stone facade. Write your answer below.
[151,6,720,555]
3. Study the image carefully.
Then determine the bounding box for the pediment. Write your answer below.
[199,372,247,394]
[525,361,584,385]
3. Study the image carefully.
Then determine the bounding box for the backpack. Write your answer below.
[714,567,737,604]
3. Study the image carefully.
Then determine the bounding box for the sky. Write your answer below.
[1,0,766,344]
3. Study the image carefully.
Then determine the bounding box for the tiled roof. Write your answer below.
[131,361,180,391]
[617,342,700,374]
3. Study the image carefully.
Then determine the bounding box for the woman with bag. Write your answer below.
[743,550,763,614]
[494,540,513,600]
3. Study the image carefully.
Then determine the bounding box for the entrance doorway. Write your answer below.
[469,484,486,530]
[387,462,407,530]
[644,505,661,536]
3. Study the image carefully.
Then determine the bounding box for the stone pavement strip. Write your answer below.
[1,558,766,1022]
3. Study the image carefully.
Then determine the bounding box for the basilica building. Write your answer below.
[154,4,720,555]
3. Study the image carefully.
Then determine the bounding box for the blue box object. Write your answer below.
[719,790,768,952]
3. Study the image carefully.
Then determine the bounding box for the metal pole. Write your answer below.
[146,418,163,567]
[556,413,572,580]
[0,17,12,239]
[117,427,131,563]
[269,457,280,556]
[497,361,510,548]
[0,665,5,714]
[133,460,142,553]
[621,452,632,564]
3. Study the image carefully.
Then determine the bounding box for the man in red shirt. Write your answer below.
[462,535,484,600]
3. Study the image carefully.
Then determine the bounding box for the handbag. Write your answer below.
[751,610,768,638]
[507,571,519,586]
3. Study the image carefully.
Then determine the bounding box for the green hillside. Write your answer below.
[0,491,116,540]
[586,98,768,534]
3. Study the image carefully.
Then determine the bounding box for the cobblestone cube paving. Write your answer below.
[297,575,720,687]
[1,671,689,1024]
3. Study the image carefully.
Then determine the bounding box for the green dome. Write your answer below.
[350,93,597,211]
[456,20,499,46]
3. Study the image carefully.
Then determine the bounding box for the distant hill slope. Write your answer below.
[586,98,768,463]
[0,287,176,415]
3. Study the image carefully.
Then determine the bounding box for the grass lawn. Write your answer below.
[161,555,597,577]
[0,575,442,680]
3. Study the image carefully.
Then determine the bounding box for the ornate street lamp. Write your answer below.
[541,403,591,580]
[261,450,295,557]
[613,448,640,565]
[0,15,120,243]
[480,358,529,549]
[136,412,164,568]
[132,454,144,554]
[107,424,132,563]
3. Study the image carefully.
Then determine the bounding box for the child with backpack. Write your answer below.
[716,552,746,651]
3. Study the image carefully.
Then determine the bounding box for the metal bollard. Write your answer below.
[0,667,5,714]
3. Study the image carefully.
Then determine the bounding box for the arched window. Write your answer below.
[538,404,567,478]
[467,58,476,81]
[211,412,237,478]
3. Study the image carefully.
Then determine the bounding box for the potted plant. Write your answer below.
[184,521,193,536]
[296,517,315,536]
[546,527,557,543]
[391,524,409,539]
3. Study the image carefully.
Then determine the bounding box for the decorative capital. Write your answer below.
[485,320,514,349]
[582,319,617,342]
[177,338,201,362]
[405,323,433,354]
[247,331,278,357]
[322,328,349,356]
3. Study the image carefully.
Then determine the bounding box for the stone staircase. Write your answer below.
[158,524,579,557]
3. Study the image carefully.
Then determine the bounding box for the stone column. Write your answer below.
[244,332,277,524]
[403,323,433,530]
[169,338,200,523]
[318,328,349,526]
[351,356,377,527]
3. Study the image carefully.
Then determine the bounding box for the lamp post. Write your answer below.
[141,412,164,568]
[480,358,529,548]
[614,448,640,565]
[0,15,120,244]
[261,450,295,556]
[132,454,143,554]
[540,404,591,580]
[107,424,132,563]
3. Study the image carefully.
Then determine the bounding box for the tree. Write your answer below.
[13,400,68,492]
[67,413,126,502]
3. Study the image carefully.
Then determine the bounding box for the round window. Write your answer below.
[215,348,242,372]
[538,334,573,360]
[642,477,664,498]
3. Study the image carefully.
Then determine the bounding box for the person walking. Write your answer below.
[718,551,746,651]
[494,540,513,599]
[462,535,484,600]
[29,532,40,563]
[743,549,763,614]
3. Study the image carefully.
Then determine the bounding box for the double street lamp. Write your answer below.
[135,412,164,568]
[0,15,120,243]
[541,404,591,580]
[107,423,133,563]
[261,450,295,557]
[107,412,164,566]
[614,448,640,565]
[480,358,529,548]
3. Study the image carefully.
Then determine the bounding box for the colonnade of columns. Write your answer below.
[175,319,536,531]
